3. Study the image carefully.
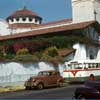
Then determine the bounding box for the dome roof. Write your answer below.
[6,7,42,20]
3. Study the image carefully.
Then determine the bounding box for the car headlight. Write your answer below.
[32,79,36,82]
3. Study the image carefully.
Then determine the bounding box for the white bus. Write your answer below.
[63,60,100,82]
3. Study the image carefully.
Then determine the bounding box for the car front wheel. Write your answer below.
[37,83,44,89]
[57,81,63,87]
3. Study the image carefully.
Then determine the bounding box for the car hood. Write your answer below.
[28,76,45,81]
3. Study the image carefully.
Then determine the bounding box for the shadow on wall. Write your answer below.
[0,62,64,86]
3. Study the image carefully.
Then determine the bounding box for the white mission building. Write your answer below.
[0,0,100,85]
[72,0,100,63]
[0,0,100,64]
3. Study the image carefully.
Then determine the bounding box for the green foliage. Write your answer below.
[33,52,41,58]
[41,53,52,61]
[16,48,29,55]
[32,52,42,62]
[14,52,42,62]
[41,46,58,61]
[14,55,33,62]
[43,46,58,57]
[6,53,15,59]
[0,30,88,62]
[0,50,3,57]
[47,36,69,48]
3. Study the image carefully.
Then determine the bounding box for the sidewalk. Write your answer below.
[0,85,25,93]
[0,81,70,93]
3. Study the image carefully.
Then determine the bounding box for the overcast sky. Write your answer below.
[0,0,72,23]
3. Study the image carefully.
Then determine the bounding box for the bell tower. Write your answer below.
[72,0,100,23]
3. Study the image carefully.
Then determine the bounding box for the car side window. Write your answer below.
[49,72,52,76]
[51,72,57,75]
[46,72,50,76]
[42,72,48,76]
[38,72,43,76]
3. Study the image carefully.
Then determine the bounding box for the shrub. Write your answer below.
[41,46,59,62]
[41,53,52,61]
[14,54,33,62]
[32,52,42,62]
[43,46,58,57]
[16,48,29,55]
[6,53,15,59]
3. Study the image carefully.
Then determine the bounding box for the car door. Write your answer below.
[43,71,53,86]
[49,71,59,85]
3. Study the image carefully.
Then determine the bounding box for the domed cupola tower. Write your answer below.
[6,6,42,25]
[6,7,42,34]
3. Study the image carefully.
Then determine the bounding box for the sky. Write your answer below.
[0,0,72,23]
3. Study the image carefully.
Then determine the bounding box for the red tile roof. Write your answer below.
[6,8,41,20]
[58,48,76,57]
[40,19,72,27]
[0,20,96,41]
[9,23,38,29]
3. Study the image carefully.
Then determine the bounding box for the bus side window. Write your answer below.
[88,64,91,68]
[88,66,91,68]
[96,64,98,68]
[98,64,100,68]
[84,67,88,69]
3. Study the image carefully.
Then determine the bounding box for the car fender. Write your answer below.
[57,78,64,85]
[34,79,44,86]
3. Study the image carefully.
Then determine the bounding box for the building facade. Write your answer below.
[0,0,100,85]
[72,0,100,23]
[0,0,100,65]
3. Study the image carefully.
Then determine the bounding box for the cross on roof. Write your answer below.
[94,10,97,21]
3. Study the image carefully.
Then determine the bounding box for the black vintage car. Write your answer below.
[73,80,100,100]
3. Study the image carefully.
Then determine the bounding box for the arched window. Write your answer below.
[90,50,94,59]
[16,18,19,21]
[35,19,38,23]
[29,18,32,22]
[22,18,26,21]
[90,54,94,59]
[11,19,14,22]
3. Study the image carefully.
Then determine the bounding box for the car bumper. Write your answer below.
[24,81,37,87]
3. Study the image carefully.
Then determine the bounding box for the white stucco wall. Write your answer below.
[96,47,100,60]
[0,62,64,86]
[11,28,33,34]
[73,43,87,60]
[0,19,10,35]
[94,0,100,24]
[72,0,100,23]
[72,0,95,23]
[73,43,99,61]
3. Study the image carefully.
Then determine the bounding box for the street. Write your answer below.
[0,85,82,99]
